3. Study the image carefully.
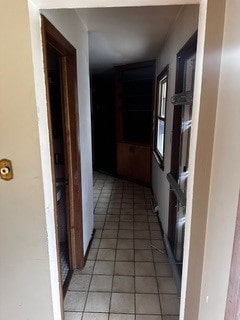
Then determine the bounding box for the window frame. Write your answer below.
[154,65,169,170]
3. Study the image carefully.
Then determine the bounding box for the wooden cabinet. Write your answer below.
[115,60,155,185]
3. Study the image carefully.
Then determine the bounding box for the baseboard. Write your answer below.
[84,228,96,265]
[63,269,73,297]
[163,234,182,297]
[151,193,182,297]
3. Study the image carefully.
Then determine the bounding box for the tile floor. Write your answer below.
[64,172,180,320]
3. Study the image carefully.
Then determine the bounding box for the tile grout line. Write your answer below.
[123,181,136,320]
[133,183,137,320]
[81,174,108,319]
[101,175,114,319]
[107,177,121,320]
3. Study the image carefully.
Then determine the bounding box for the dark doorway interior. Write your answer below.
[47,48,71,287]
[91,60,155,185]
[91,70,116,175]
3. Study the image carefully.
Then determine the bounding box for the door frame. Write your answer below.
[225,192,240,320]
[168,32,198,248]
[41,16,84,278]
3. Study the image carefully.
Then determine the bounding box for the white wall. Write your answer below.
[0,2,93,319]
[0,2,55,319]
[198,0,240,318]
[180,0,230,318]
[152,5,199,234]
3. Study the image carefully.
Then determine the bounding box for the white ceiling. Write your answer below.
[77,6,183,73]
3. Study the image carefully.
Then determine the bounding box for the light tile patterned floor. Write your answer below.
[64,172,180,320]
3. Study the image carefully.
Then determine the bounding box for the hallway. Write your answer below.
[64,172,180,320]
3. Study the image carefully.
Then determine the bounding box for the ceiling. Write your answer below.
[77,6,183,73]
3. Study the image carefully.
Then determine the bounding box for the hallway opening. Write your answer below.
[58,4,199,319]
[47,46,72,290]
[37,2,200,319]
[84,3,198,298]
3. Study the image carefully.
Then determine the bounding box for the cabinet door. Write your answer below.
[117,142,135,180]
[132,145,151,184]
[117,142,151,185]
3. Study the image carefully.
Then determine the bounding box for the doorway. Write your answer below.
[91,71,116,175]
[41,16,85,295]
[47,47,72,291]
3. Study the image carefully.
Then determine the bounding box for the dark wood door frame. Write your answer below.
[225,192,240,320]
[168,32,198,247]
[41,16,84,283]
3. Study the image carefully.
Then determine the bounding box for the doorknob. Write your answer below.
[0,159,13,181]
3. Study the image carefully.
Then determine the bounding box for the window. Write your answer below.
[155,66,168,168]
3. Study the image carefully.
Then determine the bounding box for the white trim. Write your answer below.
[28,2,62,319]
[32,0,200,9]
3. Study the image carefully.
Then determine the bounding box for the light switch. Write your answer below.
[0,159,13,181]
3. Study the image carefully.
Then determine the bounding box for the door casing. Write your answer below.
[168,32,198,248]
[41,15,84,297]
[225,192,240,320]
